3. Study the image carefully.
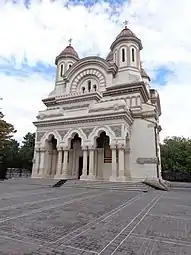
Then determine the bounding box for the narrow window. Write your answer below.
[93,85,97,91]
[122,48,125,62]
[82,87,85,93]
[132,48,135,62]
[114,52,117,63]
[60,64,63,76]
[69,64,72,69]
[88,80,91,92]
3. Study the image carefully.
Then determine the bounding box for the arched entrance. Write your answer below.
[45,135,58,177]
[96,131,112,180]
[70,133,83,179]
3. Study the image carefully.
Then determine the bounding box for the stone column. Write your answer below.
[109,145,117,181]
[81,146,88,180]
[88,146,96,180]
[61,149,69,179]
[118,144,126,181]
[31,148,40,177]
[55,147,63,179]
[39,148,46,178]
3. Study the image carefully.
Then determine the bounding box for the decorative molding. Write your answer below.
[117,144,125,149]
[137,157,158,164]
[57,130,68,139]
[71,68,106,92]
[110,125,122,137]
[34,113,133,128]
[36,132,46,142]
[82,128,94,138]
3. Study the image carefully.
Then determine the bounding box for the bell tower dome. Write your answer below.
[110,21,142,70]
[55,39,79,83]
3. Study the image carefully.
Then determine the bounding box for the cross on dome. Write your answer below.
[68,38,72,46]
[123,20,129,28]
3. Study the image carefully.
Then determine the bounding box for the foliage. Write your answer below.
[0,111,16,150]
[160,136,191,173]
[19,132,35,170]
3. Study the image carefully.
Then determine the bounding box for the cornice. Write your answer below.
[103,81,150,102]
[110,36,143,51]
[33,111,133,128]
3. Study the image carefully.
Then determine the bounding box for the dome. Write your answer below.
[106,51,113,62]
[55,44,79,65]
[110,25,143,50]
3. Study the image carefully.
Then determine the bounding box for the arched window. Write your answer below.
[122,48,125,62]
[60,64,63,77]
[88,80,91,92]
[93,85,97,91]
[82,87,85,93]
[132,48,135,62]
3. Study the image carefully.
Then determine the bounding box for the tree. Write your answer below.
[19,132,35,170]
[160,136,191,173]
[0,111,16,148]
[0,111,17,178]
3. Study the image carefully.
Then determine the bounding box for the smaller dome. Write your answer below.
[110,25,143,51]
[55,44,79,65]
[116,27,136,39]
[106,51,113,62]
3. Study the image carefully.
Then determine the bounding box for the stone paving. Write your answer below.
[0,179,191,254]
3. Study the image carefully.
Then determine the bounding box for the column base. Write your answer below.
[118,176,127,182]
[86,175,96,181]
[80,175,87,180]
[54,174,62,179]
[109,175,118,182]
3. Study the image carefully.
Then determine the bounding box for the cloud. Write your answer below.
[0,0,191,142]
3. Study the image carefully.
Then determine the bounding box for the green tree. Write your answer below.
[160,136,191,173]
[0,111,17,178]
[19,132,35,170]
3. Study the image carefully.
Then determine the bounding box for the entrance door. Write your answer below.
[78,156,83,179]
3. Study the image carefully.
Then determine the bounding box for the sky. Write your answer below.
[0,0,191,143]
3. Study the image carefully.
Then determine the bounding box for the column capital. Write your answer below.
[110,144,117,150]
[88,145,96,151]
[63,146,69,151]
[82,146,88,151]
[40,147,46,152]
[57,146,63,151]
[117,144,125,149]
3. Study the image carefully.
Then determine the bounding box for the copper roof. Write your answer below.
[110,26,143,50]
[55,45,79,65]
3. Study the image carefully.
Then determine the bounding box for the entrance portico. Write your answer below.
[32,128,129,182]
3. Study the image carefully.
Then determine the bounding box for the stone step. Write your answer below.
[63,180,152,192]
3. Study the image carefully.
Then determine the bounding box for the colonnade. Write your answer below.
[32,144,129,181]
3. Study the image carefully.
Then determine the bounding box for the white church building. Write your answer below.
[31,23,162,182]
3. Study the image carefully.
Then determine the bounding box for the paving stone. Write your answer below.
[0,179,191,254]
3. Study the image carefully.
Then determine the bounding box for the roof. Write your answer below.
[110,25,143,50]
[141,67,150,81]
[55,45,79,65]
[106,51,113,62]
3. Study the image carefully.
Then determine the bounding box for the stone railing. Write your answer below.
[6,168,31,179]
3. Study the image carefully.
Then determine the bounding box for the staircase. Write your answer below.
[61,180,153,192]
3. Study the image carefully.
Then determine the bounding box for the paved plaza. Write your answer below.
[0,179,191,254]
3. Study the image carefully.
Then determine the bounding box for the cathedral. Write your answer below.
[31,23,162,182]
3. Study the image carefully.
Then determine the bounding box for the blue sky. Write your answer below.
[1,0,191,141]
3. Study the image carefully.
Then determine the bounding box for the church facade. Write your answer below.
[31,24,162,182]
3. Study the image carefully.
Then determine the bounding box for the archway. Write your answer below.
[70,133,83,179]
[96,131,112,180]
[45,135,58,177]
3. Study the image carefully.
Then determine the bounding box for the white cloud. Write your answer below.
[0,0,191,142]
